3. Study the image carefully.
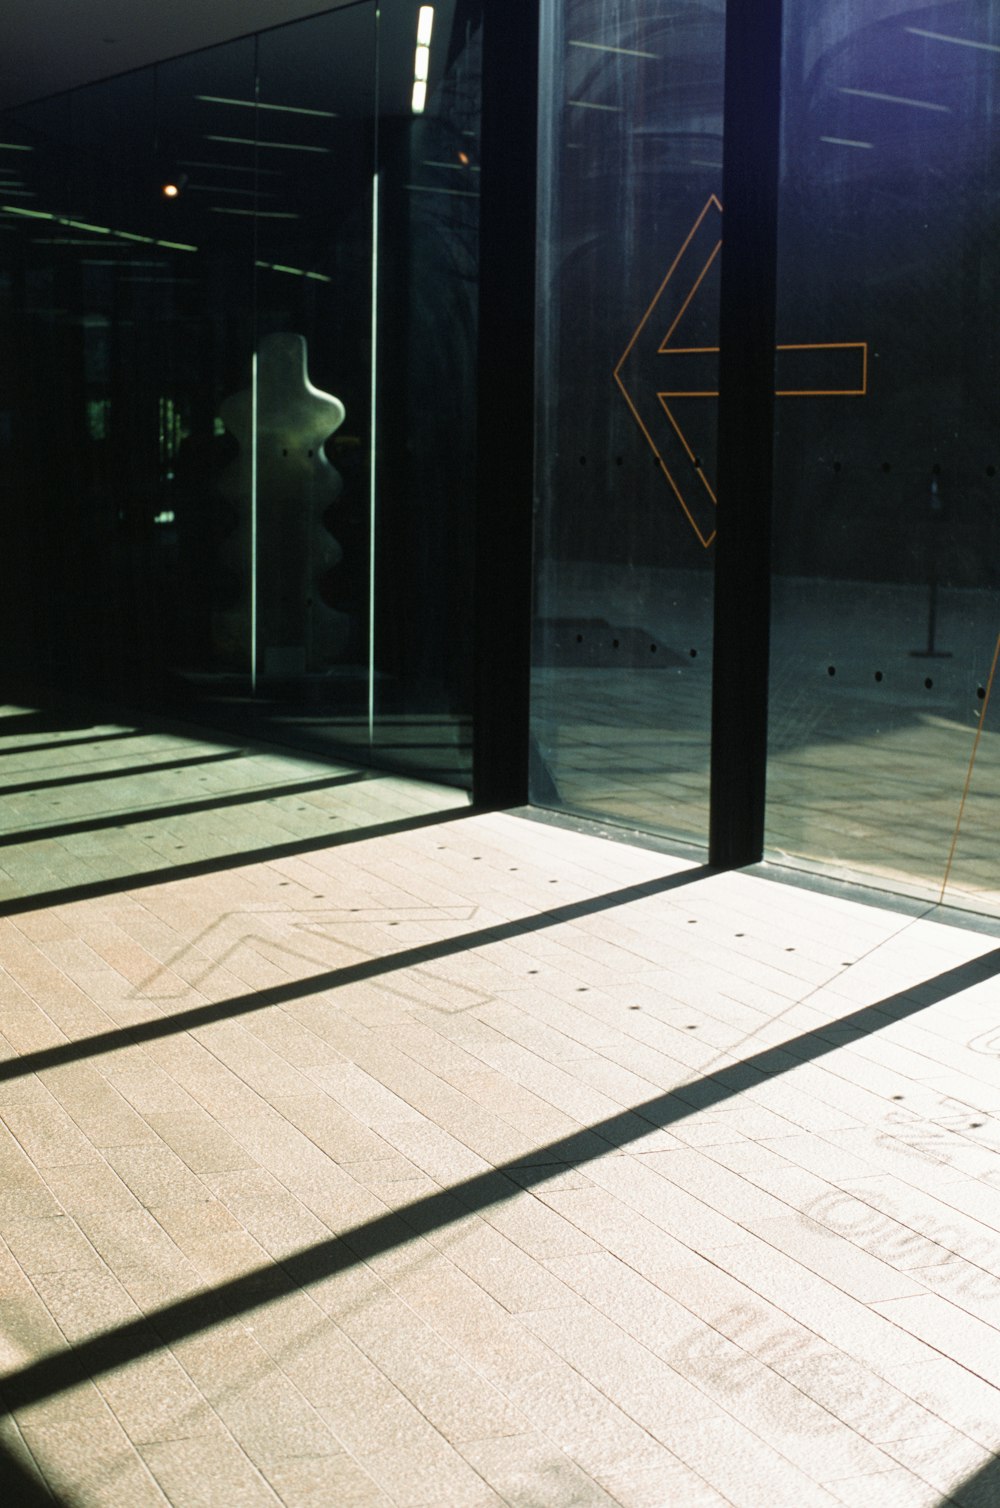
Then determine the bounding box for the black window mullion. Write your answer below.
[709,0,784,868]
[471,0,539,809]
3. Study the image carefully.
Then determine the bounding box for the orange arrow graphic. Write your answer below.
[613,195,867,548]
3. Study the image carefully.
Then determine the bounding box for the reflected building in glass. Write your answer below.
[1,0,998,918]
[0,1,481,787]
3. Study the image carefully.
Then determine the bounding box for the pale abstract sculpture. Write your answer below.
[216,332,349,671]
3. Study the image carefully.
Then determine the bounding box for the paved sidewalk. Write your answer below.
[0,709,999,1506]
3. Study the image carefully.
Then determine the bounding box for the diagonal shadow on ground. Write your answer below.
[0,748,247,798]
[1,941,997,1417]
[0,729,140,759]
[940,1449,1000,1507]
[0,710,96,735]
[0,770,371,849]
[0,804,474,920]
[0,1437,62,1505]
[0,868,713,1082]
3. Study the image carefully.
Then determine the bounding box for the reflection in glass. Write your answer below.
[531,0,725,845]
[219,332,347,675]
[767,1,1000,915]
[0,1,480,791]
[370,0,482,784]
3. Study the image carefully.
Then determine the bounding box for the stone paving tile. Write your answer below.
[144,1110,256,1172]
[462,1431,626,1506]
[40,1160,142,1218]
[652,1413,850,1507]
[355,1440,507,1507]
[96,1349,228,1446]
[262,1453,396,1508]
[870,1293,1000,1389]
[139,1436,282,1506]
[0,1409,53,1500]
[821,1469,947,1508]
[2,713,1000,1505]
[20,1415,172,1505]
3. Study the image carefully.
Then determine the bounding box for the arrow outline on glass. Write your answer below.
[613,194,868,549]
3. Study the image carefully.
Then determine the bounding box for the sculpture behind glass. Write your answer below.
[217,332,349,673]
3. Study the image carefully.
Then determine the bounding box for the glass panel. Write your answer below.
[371,0,482,785]
[0,4,477,792]
[768,1,1000,917]
[0,41,260,707]
[0,95,76,687]
[531,0,725,846]
[242,5,378,761]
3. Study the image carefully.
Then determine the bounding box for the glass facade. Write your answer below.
[532,0,725,846]
[1,0,997,917]
[531,0,999,918]
[0,1,482,787]
[767,2,1000,914]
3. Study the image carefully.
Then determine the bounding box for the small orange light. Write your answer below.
[458,151,470,165]
[162,183,180,199]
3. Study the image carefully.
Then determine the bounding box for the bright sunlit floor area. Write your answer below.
[0,703,999,1506]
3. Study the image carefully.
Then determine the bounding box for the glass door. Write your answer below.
[531,0,726,847]
[767,0,1000,918]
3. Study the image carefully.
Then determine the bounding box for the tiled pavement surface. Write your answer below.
[1,707,1000,1505]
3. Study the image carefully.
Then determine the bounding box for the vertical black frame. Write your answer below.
[471,0,539,808]
[473,0,785,872]
[709,0,783,867]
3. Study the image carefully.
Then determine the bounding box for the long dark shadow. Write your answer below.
[1,942,997,1416]
[0,748,247,798]
[0,770,370,849]
[940,1450,1000,1508]
[0,804,474,919]
[0,710,97,735]
[0,729,141,759]
[0,868,712,1082]
[0,1437,60,1505]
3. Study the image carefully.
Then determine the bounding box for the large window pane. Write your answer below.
[532,0,725,846]
[0,3,479,792]
[241,5,377,760]
[768,0,1000,916]
[0,46,260,706]
[370,0,481,786]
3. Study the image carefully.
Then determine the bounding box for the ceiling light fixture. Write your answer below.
[205,135,329,153]
[0,205,198,251]
[905,26,1000,53]
[179,160,283,176]
[185,184,277,199]
[209,207,300,218]
[256,259,331,283]
[412,7,435,114]
[568,39,658,58]
[196,94,337,118]
[838,86,950,112]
